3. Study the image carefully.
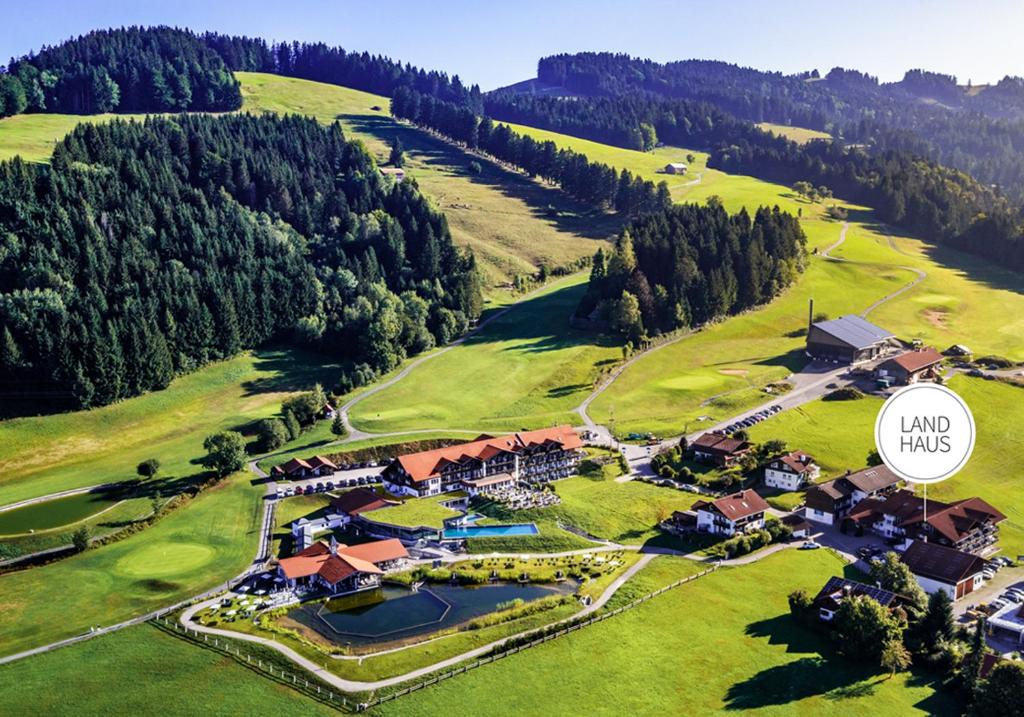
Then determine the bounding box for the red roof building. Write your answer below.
[331,488,395,516]
[876,347,944,385]
[272,455,338,479]
[692,489,769,536]
[383,426,583,497]
[846,489,1005,554]
[276,538,409,593]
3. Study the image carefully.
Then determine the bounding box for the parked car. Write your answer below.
[989,599,1007,611]
[799,541,821,550]
[1001,592,1023,604]
[325,481,335,490]
[983,569,996,580]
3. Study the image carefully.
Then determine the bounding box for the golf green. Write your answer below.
[0,491,118,535]
[114,542,217,578]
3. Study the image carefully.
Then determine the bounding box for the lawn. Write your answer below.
[0,623,336,716]
[0,470,263,657]
[0,347,341,506]
[349,273,621,434]
[501,473,704,545]
[366,492,463,529]
[746,374,1024,559]
[756,122,832,144]
[0,112,149,163]
[369,550,957,715]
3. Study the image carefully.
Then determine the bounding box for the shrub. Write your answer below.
[823,387,865,401]
[467,160,482,175]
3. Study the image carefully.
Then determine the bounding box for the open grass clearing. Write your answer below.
[370,549,955,715]
[0,622,336,716]
[366,493,463,530]
[350,273,621,434]
[756,122,832,144]
[0,348,341,506]
[0,471,262,657]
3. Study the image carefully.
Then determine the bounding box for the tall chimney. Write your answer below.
[808,298,814,330]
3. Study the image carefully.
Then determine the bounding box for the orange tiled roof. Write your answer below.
[887,347,944,373]
[396,426,582,483]
[694,489,769,521]
[277,539,402,584]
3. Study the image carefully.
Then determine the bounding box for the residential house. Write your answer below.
[845,489,1005,554]
[276,537,409,594]
[271,455,338,480]
[764,451,820,491]
[380,167,406,182]
[382,426,583,497]
[692,489,769,536]
[900,540,988,600]
[875,347,944,386]
[805,314,898,364]
[804,465,901,525]
[690,431,752,467]
[812,576,902,622]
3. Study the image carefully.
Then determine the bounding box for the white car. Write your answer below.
[799,541,821,550]
[989,599,1007,611]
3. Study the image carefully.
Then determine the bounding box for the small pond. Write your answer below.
[288,581,575,647]
[0,491,120,535]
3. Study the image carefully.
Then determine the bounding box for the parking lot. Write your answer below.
[274,464,386,497]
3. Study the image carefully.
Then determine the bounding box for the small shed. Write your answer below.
[664,162,688,175]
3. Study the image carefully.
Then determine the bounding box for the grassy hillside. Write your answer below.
[238,72,619,293]
[747,374,1024,559]
[371,551,956,716]
[0,623,336,715]
[351,273,620,433]
[0,348,339,505]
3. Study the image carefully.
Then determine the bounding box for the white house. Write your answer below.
[900,540,988,601]
[764,451,820,491]
[692,489,769,537]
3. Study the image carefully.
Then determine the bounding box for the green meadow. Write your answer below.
[350,273,621,434]
[370,550,956,716]
[0,623,336,716]
[756,122,832,144]
[0,471,262,657]
[0,348,340,505]
[747,374,1024,558]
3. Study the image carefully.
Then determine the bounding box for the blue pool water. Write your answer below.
[442,523,539,539]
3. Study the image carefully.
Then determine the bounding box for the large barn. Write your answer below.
[805,314,898,364]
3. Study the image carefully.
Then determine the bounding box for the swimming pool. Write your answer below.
[441,523,539,539]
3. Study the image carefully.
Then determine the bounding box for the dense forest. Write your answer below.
[578,202,807,339]
[0,114,481,410]
[0,27,241,115]
[532,52,1024,202]
[391,87,671,215]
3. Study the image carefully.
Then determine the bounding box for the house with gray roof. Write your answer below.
[806,315,899,364]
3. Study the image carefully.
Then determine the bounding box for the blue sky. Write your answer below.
[2,0,1023,91]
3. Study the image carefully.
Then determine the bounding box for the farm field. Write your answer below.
[0,623,336,716]
[0,348,341,506]
[756,122,832,143]
[746,374,1024,558]
[350,273,621,434]
[370,550,956,716]
[0,471,262,657]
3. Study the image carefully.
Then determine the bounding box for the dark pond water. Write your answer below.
[289,581,575,647]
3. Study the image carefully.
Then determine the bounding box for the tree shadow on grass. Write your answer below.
[723,656,882,710]
[240,346,344,398]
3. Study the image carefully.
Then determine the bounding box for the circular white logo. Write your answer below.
[874,383,975,484]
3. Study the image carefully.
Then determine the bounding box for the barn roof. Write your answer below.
[812,315,894,349]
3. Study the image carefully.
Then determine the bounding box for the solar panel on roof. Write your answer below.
[812,315,894,349]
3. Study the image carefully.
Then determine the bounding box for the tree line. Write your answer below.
[578,200,807,341]
[391,86,672,215]
[0,113,481,411]
[0,26,241,116]
[483,91,772,153]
